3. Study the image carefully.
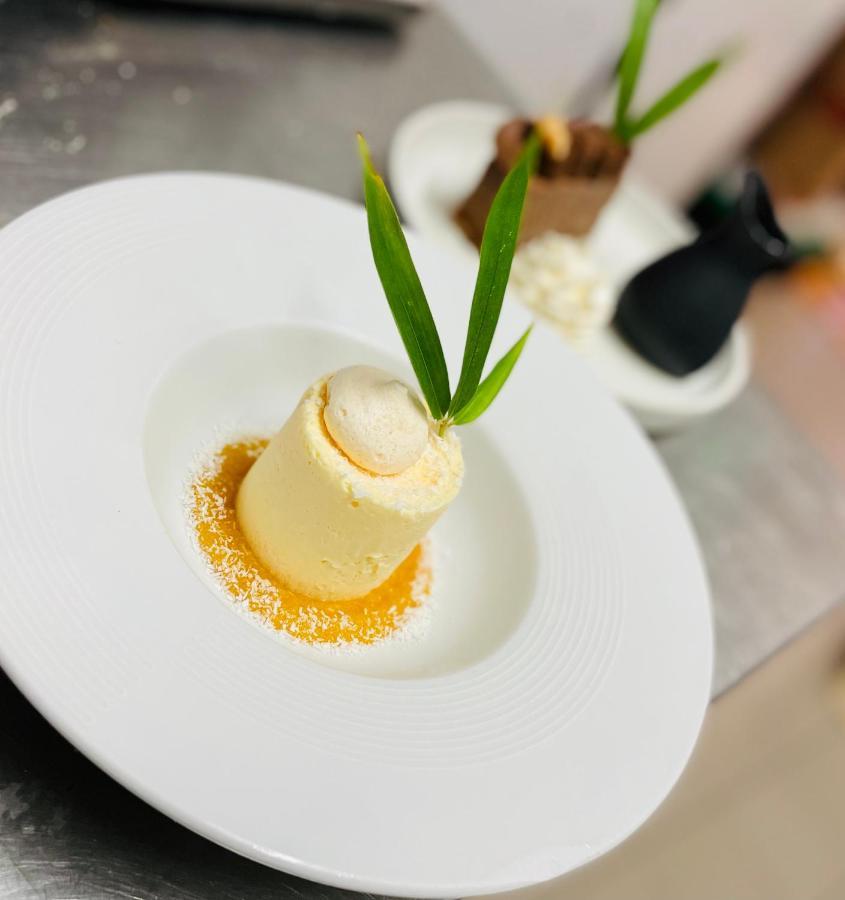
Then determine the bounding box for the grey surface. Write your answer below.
[1,1,844,898]
[658,386,845,694]
[0,0,507,225]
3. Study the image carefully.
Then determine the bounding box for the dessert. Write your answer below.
[237,368,463,600]
[235,133,536,604]
[190,133,539,643]
[456,0,726,245]
[457,117,629,245]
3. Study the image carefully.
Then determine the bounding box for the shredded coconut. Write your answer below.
[185,435,434,651]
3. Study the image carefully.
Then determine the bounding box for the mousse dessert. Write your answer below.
[190,132,539,632]
[237,366,463,601]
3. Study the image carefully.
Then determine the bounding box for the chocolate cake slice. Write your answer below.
[455,117,629,248]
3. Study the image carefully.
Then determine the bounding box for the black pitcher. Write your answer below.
[613,171,791,376]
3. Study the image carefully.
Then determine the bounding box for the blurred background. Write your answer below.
[1,1,844,898]
[443,0,844,202]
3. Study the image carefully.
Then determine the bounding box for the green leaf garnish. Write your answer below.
[358,134,451,420]
[613,0,659,140]
[622,57,722,140]
[612,0,729,144]
[452,326,532,425]
[448,132,539,417]
[358,132,536,432]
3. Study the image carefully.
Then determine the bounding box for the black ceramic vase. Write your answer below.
[613,171,791,376]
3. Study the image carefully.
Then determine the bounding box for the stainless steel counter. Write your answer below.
[0,0,509,225]
[659,384,845,691]
[1,1,844,897]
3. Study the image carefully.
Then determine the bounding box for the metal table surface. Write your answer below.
[1,1,844,897]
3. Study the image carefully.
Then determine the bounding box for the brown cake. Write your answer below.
[455,116,630,248]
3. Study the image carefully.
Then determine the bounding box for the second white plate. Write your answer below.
[389,100,750,433]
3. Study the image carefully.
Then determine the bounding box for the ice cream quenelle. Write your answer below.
[236,366,463,601]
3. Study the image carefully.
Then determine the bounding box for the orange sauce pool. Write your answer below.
[189,439,430,645]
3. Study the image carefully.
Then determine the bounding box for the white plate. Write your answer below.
[0,173,712,897]
[389,100,750,433]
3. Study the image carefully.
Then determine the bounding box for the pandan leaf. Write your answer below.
[624,57,723,140]
[358,134,451,419]
[614,0,659,139]
[452,326,532,425]
[447,132,539,417]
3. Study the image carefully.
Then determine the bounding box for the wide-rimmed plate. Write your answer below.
[389,100,750,433]
[0,173,712,897]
